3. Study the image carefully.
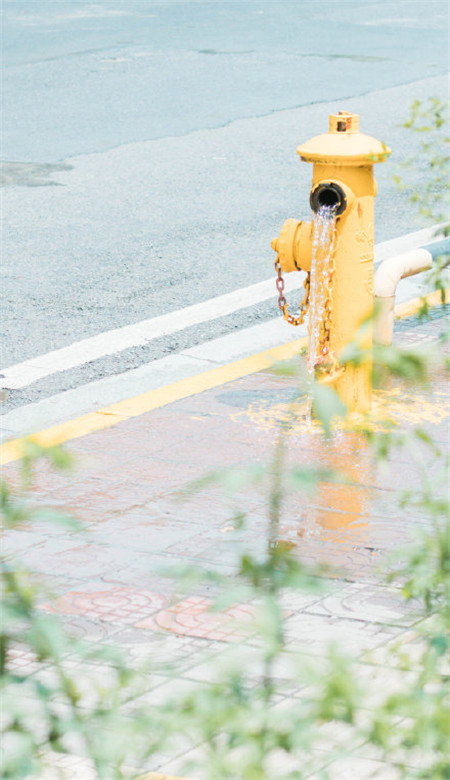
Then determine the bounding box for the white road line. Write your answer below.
[0,318,302,441]
[1,226,444,390]
[1,275,303,390]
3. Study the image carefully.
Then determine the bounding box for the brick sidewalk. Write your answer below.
[3,312,449,779]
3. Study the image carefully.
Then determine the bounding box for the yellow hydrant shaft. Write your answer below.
[272,111,390,413]
[312,163,375,411]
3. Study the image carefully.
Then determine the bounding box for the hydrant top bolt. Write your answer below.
[330,112,359,134]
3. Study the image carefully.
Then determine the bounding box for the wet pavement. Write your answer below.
[2,311,449,779]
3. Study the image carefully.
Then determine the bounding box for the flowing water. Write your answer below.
[307,205,338,375]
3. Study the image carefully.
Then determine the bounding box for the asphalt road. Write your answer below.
[1,0,448,408]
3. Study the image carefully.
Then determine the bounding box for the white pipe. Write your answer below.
[374,242,449,345]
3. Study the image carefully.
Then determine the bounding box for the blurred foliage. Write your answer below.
[1,99,449,778]
[0,348,450,780]
[2,338,449,778]
[161,358,450,779]
[394,97,449,327]
[363,511,450,780]
[0,446,168,780]
[394,97,450,232]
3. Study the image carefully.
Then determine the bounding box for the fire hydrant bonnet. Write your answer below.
[298,112,391,166]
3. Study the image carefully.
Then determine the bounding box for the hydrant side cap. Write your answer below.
[297,130,391,165]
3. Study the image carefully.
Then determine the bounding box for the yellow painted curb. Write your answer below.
[395,288,450,319]
[0,338,307,465]
[1,286,448,467]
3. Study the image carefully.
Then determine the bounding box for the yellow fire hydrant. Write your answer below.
[272,111,390,412]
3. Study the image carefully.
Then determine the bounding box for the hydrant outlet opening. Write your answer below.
[310,182,347,216]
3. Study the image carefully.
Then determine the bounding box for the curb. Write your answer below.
[1,288,449,467]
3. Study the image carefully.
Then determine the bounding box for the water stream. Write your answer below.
[307,205,338,375]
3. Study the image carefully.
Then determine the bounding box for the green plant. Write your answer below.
[1,312,449,780]
[362,513,450,780]
[394,97,450,231]
[158,407,362,779]
[3,349,450,779]
[0,445,165,780]
[159,340,449,779]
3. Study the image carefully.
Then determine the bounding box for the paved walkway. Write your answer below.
[2,310,449,780]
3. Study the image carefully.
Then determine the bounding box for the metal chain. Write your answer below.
[275,259,310,327]
[274,243,342,379]
[275,249,342,379]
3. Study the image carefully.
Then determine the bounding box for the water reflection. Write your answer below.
[275,432,373,554]
[306,432,372,544]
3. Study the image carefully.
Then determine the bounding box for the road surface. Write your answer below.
[1,0,448,409]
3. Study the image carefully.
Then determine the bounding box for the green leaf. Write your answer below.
[28,615,69,661]
[310,383,347,436]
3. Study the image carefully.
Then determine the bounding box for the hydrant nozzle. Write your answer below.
[272,219,314,274]
[309,179,354,216]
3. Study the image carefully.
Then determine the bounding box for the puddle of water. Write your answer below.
[216,389,296,408]
[312,432,372,541]
[1,161,72,187]
[232,388,448,550]
[232,388,449,436]
[270,432,373,553]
